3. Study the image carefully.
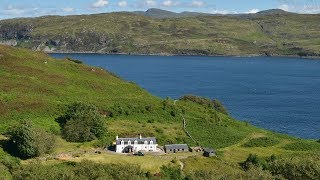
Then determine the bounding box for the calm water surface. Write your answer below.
[51,54,320,139]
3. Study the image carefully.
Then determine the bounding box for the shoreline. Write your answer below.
[47,51,320,60]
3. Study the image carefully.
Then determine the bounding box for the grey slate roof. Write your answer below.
[116,137,157,145]
[164,144,188,150]
[204,148,215,153]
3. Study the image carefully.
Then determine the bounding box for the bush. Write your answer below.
[0,163,12,180]
[212,100,228,115]
[269,154,320,180]
[180,95,228,115]
[66,57,83,64]
[0,155,20,170]
[241,154,268,171]
[6,120,55,159]
[56,102,106,142]
[11,160,146,180]
[243,137,280,147]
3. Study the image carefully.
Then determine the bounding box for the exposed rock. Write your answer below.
[0,39,17,46]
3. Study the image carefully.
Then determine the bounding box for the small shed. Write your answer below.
[164,144,189,153]
[203,148,216,157]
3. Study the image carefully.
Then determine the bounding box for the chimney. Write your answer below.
[139,134,142,139]
[116,135,118,140]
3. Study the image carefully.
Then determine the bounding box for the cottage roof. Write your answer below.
[116,137,157,145]
[204,148,215,153]
[164,144,188,150]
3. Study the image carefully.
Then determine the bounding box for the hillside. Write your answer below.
[0,45,320,179]
[0,9,319,57]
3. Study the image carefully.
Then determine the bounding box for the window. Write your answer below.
[134,140,138,145]
[182,149,184,151]
[144,140,148,145]
[128,140,131,145]
[121,140,124,145]
[150,140,153,145]
[145,146,147,149]
[170,149,172,151]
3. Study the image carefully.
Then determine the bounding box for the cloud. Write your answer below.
[278,4,290,11]
[145,0,157,7]
[278,3,320,14]
[0,5,61,19]
[62,7,74,13]
[211,9,237,14]
[92,0,109,8]
[191,1,205,8]
[3,5,25,15]
[118,1,128,7]
[246,8,260,14]
[162,0,176,7]
[300,4,320,13]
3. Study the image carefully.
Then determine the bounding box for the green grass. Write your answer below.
[242,137,280,147]
[283,140,320,151]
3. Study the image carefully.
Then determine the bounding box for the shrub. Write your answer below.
[180,95,228,115]
[269,154,320,180]
[56,102,106,142]
[243,137,280,147]
[66,57,83,64]
[0,163,12,180]
[241,154,268,171]
[0,155,20,170]
[6,120,55,159]
[11,160,146,180]
[212,100,228,115]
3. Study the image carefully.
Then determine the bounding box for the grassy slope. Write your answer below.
[0,45,319,174]
[0,12,319,56]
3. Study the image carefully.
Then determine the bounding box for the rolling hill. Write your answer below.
[0,45,319,179]
[0,9,319,57]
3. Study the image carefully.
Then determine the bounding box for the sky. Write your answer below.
[1,0,320,19]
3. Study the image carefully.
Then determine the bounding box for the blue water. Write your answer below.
[51,54,320,139]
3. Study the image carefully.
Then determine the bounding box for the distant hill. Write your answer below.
[256,9,293,15]
[0,9,319,57]
[133,8,212,18]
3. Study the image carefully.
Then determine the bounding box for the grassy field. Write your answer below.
[0,45,319,179]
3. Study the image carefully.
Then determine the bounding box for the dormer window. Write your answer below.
[150,140,153,145]
[144,140,148,145]
[128,140,131,145]
[134,140,138,145]
[121,140,124,145]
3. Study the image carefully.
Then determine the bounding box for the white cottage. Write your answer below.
[115,135,158,153]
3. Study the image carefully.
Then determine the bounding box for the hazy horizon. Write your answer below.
[1,0,320,20]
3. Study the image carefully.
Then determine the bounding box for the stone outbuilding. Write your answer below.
[203,148,216,157]
[164,144,189,153]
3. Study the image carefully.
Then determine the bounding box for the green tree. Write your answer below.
[56,102,106,142]
[6,120,55,159]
